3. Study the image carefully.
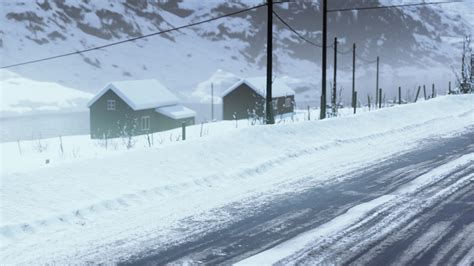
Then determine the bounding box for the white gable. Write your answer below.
[221,77,295,98]
[87,79,179,110]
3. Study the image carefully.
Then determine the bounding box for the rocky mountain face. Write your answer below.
[0,0,471,103]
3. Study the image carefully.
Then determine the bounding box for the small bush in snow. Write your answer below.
[32,136,48,153]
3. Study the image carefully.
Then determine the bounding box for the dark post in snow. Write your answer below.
[352,43,356,108]
[367,94,371,111]
[378,88,382,109]
[432,83,435,98]
[266,0,274,124]
[59,135,64,156]
[353,91,357,114]
[182,122,186,140]
[211,82,214,121]
[376,56,380,108]
[448,81,452,94]
[414,86,421,102]
[398,86,402,105]
[320,0,327,120]
[332,37,338,116]
[423,85,427,100]
[17,140,22,155]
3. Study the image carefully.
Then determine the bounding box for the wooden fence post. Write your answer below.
[448,81,452,94]
[367,94,371,111]
[423,85,427,100]
[200,122,204,137]
[307,105,310,121]
[59,135,64,156]
[398,86,402,105]
[17,140,22,156]
[432,84,435,98]
[415,86,421,102]
[182,122,186,141]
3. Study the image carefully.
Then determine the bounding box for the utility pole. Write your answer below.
[266,0,274,124]
[376,56,379,108]
[211,82,214,121]
[352,43,356,108]
[320,0,327,119]
[332,37,338,116]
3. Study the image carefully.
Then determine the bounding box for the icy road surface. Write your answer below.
[125,130,474,265]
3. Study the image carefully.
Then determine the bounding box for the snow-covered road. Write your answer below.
[127,130,474,265]
[1,95,473,264]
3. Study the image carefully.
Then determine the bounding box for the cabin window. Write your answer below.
[107,100,116,111]
[141,116,150,131]
[285,97,292,107]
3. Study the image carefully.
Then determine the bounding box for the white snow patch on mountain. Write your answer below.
[190,69,315,104]
[0,70,93,116]
[190,69,242,103]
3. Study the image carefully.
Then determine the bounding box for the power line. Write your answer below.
[356,54,378,64]
[336,46,352,55]
[1,3,267,69]
[327,0,463,13]
[272,10,327,48]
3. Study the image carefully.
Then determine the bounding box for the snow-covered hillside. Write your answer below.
[0,70,92,116]
[1,94,473,264]
[191,69,316,104]
[190,69,242,104]
[0,0,471,103]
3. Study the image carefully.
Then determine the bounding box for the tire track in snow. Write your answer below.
[277,157,474,265]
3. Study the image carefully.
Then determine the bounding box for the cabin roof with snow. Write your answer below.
[87,79,179,110]
[221,77,295,98]
[155,105,196,120]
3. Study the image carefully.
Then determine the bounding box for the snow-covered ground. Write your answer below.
[0,106,364,173]
[0,95,473,264]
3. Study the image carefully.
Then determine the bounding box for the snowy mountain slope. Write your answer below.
[190,69,242,103]
[0,0,471,103]
[190,69,315,105]
[0,69,92,116]
[0,95,473,264]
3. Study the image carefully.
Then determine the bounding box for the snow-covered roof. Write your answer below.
[221,77,295,98]
[155,104,196,120]
[87,79,179,110]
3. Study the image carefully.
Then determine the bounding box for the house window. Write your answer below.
[107,100,116,111]
[141,116,150,131]
[285,97,292,107]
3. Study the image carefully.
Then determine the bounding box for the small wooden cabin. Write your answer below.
[221,78,295,120]
[87,79,195,139]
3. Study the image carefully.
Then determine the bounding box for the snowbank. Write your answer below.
[0,95,473,264]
